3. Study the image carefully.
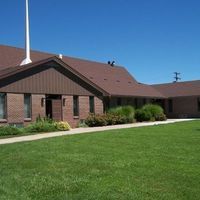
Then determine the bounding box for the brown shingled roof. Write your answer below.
[152,80,200,97]
[0,44,164,98]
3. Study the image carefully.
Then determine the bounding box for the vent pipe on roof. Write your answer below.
[59,54,63,59]
[107,60,115,66]
[20,0,32,66]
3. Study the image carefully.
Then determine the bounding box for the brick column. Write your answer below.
[7,93,24,124]
[95,96,104,115]
[32,94,45,121]
[79,96,89,119]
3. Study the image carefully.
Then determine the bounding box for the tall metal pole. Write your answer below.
[20,0,32,66]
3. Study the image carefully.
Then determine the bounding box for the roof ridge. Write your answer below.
[0,44,124,69]
[152,79,200,86]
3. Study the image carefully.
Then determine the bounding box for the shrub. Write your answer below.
[0,126,23,136]
[155,113,167,121]
[25,121,57,133]
[55,121,71,131]
[78,120,88,128]
[26,117,71,133]
[135,104,167,122]
[105,113,127,125]
[108,106,135,123]
[142,104,166,121]
[135,109,152,122]
[85,114,107,127]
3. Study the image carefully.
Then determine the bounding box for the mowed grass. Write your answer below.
[0,121,200,200]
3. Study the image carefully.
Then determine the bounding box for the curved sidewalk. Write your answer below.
[0,119,195,145]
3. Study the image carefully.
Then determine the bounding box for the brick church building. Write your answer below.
[0,45,199,127]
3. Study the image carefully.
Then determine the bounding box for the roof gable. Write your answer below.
[0,58,106,96]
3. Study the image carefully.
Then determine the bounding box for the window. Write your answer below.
[117,98,121,106]
[0,93,6,119]
[24,94,31,118]
[168,99,173,113]
[89,96,95,113]
[198,98,200,112]
[73,96,79,116]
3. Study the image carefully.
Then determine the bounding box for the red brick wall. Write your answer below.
[62,96,79,128]
[7,93,24,124]
[62,95,104,128]
[165,97,200,118]
[32,94,45,121]
[3,93,104,128]
[95,96,104,115]
[79,96,89,119]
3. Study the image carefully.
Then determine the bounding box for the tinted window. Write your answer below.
[24,94,31,118]
[0,93,6,119]
[168,99,173,113]
[73,96,79,116]
[89,96,95,113]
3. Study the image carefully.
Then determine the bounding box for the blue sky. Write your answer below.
[0,0,200,84]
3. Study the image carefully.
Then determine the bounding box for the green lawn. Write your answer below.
[0,121,200,200]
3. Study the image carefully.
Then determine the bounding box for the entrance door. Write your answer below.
[45,95,62,121]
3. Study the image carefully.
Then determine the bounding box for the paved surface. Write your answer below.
[0,119,196,145]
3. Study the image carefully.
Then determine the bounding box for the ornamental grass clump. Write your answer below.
[135,109,153,122]
[108,105,135,123]
[135,104,166,122]
[142,104,164,120]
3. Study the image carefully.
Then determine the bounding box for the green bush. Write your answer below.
[135,104,167,122]
[108,106,135,123]
[143,104,163,119]
[25,121,57,133]
[155,113,167,121]
[78,120,88,128]
[85,114,107,127]
[0,126,23,136]
[85,107,134,127]
[105,113,127,125]
[135,109,152,122]
[26,117,71,133]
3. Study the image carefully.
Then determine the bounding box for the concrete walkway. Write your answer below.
[0,119,196,145]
